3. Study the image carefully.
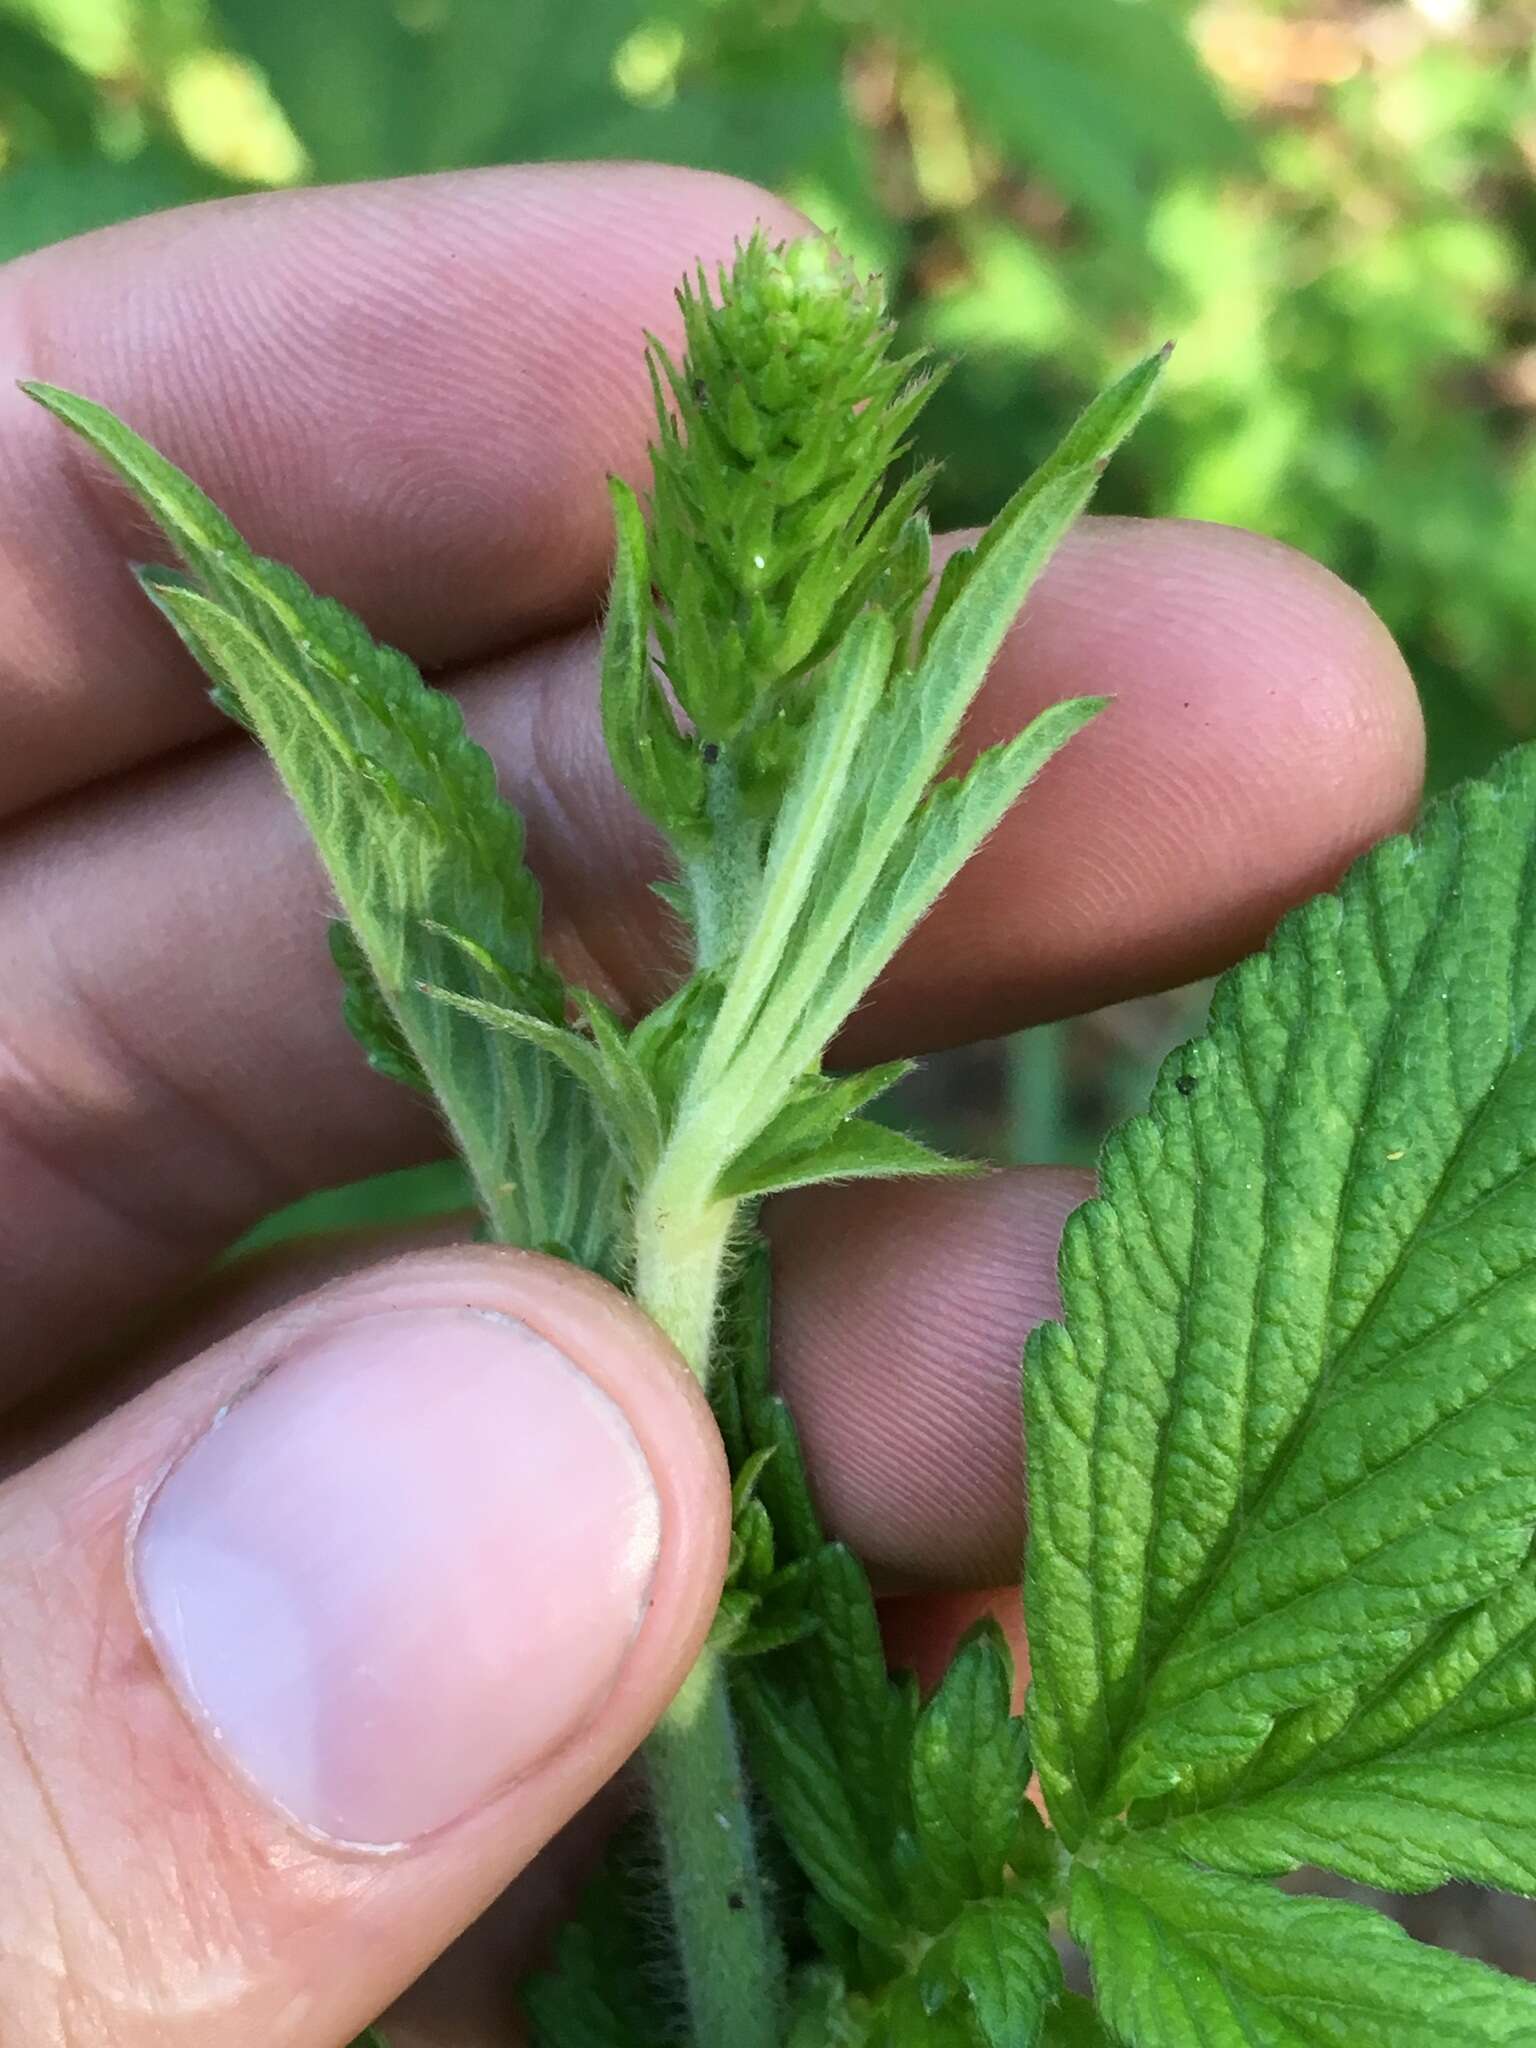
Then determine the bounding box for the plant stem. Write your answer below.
[632,1178,736,1385]
[633,1177,783,2048]
[646,1650,783,2048]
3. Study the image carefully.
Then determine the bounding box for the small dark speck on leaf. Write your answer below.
[1176,1075,1198,1096]
[727,1891,745,1912]
[702,742,721,765]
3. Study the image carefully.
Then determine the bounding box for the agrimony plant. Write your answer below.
[28,230,1536,2048]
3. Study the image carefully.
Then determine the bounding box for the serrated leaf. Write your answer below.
[735,1666,907,1949]
[1020,345,1172,500]
[1160,1550,1536,1894]
[715,1058,913,1189]
[785,1966,872,2047]
[919,346,1169,664]
[687,607,899,1075]
[833,694,1104,1033]
[715,1237,825,1563]
[24,384,623,1267]
[601,476,706,846]
[869,1980,982,2048]
[736,1545,913,1952]
[329,922,428,1093]
[522,1820,679,2048]
[910,1621,1032,1911]
[720,1106,970,1200]
[1072,1838,1536,2045]
[419,980,663,1185]
[921,1894,1063,2048]
[1026,745,1536,1841]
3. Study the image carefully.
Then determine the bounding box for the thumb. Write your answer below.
[0,1247,727,2045]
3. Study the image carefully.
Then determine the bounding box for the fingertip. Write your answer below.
[1088,515,1426,842]
[0,1246,729,2040]
[873,514,1427,1047]
[769,1170,1094,1587]
[1065,513,1427,898]
[126,1245,731,1847]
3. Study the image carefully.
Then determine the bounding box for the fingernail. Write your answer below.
[133,1307,662,1848]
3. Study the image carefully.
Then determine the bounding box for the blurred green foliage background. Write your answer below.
[3,0,1534,1188]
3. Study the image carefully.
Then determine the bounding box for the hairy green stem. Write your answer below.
[631,1179,736,1382]
[633,1183,783,2048]
[645,1651,783,2048]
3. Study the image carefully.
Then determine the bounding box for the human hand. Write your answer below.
[0,163,1423,2045]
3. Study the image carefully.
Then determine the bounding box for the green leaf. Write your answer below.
[600,476,706,846]
[735,1545,913,1952]
[920,1894,1063,2048]
[346,2032,390,2048]
[1159,1551,1536,1895]
[522,1819,680,2048]
[328,922,428,1093]
[1026,743,1536,1842]
[419,980,663,1185]
[832,693,1105,1031]
[735,1655,907,1950]
[785,1968,870,2047]
[715,1238,825,1563]
[1040,1994,1114,2047]
[718,1058,969,1198]
[893,0,1236,239]
[1071,1838,1536,2045]
[25,384,623,1267]
[920,344,1170,664]
[719,1113,968,1200]
[681,463,1112,1178]
[869,1984,978,2048]
[909,1621,1034,1912]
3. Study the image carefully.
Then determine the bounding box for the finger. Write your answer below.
[880,1590,1030,1697]
[20,1166,1087,1593]
[0,512,1420,1389]
[0,163,804,816]
[440,514,1428,1037]
[0,1246,726,2046]
[767,1168,1093,1588]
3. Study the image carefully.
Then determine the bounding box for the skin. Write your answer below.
[0,162,1424,2045]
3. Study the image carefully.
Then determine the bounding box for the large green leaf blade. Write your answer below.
[1072,1840,1536,2046]
[1159,1553,1536,1894]
[1027,745,1536,1841]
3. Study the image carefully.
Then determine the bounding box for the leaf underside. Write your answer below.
[24,382,622,1266]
